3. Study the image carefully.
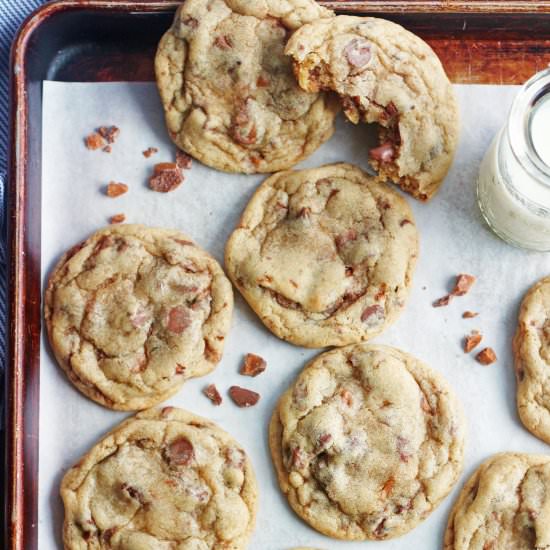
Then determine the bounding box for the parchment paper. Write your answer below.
[40,81,550,549]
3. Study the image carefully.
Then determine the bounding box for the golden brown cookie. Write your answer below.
[286,16,459,201]
[514,275,550,444]
[155,0,338,174]
[444,453,550,550]
[61,407,257,549]
[270,344,466,540]
[45,224,233,410]
[225,163,418,348]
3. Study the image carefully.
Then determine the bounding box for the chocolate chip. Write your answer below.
[165,437,194,466]
[344,38,372,68]
[229,386,260,407]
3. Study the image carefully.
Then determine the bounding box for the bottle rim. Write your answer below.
[508,68,550,192]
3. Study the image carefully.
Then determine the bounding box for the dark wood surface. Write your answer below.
[5,1,550,549]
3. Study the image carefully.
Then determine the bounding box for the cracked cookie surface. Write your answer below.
[444,453,550,550]
[155,0,338,174]
[61,407,257,549]
[225,163,418,348]
[286,16,459,201]
[270,344,465,540]
[513,276,550,444]
[45,224,233,410]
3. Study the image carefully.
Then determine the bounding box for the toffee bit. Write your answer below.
[452,273,476,296]
[84,132,105,150]
[464,331,482,353]
[142,147,159,158]
[109,213,126,224]
[240,353,267,377]
[106,182,128,197]
[463,311,478,318]
[433,294,452,307]
[175,149,193,170]
[434,273,476,308]
[149,162,183,193]
[476,347,497,366]
[203,384,222,406]
[98,125,120,144]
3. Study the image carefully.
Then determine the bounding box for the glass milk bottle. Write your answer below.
[477,69,550,251]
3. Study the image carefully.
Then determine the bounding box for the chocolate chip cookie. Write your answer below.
[45,224,233,410]
[225,163,418,348]
[155,0,338,174]
[513,275,550,444]
[286,16,459,201]
[61,407,257,549]
[444,453,550,550]
[270,344,466,540]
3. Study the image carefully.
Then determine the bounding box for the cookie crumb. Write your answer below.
[241,353,266,377]
[142,147,159,158]
[476,347,497,365]
[103,145,112,153]
[110,213,126,224]
[464,331,482,353]
[452,274,476,296]
[106,182,128,197]
[463,311,478,318]
[176,149,193,170]
[229,386,260,407]
[203,384,222,405]
[84,132,105,150]
[149,162,184,193]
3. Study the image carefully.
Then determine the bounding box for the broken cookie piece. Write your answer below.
[286,15,459,201]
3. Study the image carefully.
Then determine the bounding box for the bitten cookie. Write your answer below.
[45,224,233,410]
[444,453,550,549]
[61,407,257,549]
[155,0,338,174]
[286,16,459,201]
[225,163,418,348]
[270,344,466,540]
[514,275,550,444]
